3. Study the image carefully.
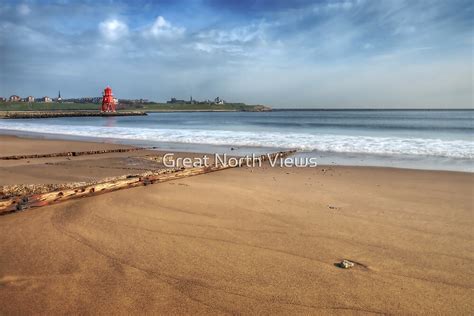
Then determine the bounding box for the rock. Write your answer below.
[338,259,355,269]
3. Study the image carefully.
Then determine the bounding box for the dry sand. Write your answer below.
[0,136,473,314]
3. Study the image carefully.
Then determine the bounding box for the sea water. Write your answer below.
[0,110,472,172]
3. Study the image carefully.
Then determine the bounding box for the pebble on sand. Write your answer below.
[338,259,355,269]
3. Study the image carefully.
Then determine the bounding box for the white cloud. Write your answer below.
[327,1,353,10]
[312,0,363,13]
[198,23,267,44]
[192,42,245,55]
[192,22,268,55]
[17,4,31,16]
[193,43,214,53]
[99,19,129,41]
[145,16,184,39]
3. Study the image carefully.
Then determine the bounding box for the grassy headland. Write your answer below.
[0,102,271,112]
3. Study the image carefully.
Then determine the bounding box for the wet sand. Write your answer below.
[0,136,473,314]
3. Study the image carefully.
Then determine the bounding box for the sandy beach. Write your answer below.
[0,135,473,314]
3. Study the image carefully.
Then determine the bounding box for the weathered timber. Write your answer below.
[1,111,146,119]
[0,165,197,199]
[0,150,296,215]
[0,147,156,160]
[0,169,174,198]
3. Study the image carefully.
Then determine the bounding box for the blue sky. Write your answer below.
[0,0,472,108]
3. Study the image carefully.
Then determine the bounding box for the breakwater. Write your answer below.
[0,111,147,119]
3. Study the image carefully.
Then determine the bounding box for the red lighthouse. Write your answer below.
[101,86,116,112]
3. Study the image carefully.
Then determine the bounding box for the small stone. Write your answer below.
[338,259,355,269]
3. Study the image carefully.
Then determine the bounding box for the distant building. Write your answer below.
[57,90,62,103]
[0,97,6,102]
[167,97,186,104]
[62,97,102,103]
[167,96,229,104]
[25,96,35,102]
[214,97,225,105]
[9,95,21,102]
[40,96,52,103]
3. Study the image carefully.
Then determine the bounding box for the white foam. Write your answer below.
[0,122,472,159]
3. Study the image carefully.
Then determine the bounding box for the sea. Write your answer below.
[0,109,472,172]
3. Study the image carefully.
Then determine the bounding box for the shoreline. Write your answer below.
[0,130,471,173]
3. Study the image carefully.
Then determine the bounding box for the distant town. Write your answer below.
[0,88,271,113]
[0,91,228,106]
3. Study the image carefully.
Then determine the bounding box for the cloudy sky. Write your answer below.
[0,0,472,108]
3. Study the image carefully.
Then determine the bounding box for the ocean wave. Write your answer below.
[0,123,472,159]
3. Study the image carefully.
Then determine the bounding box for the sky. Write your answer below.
[0,0,472,108]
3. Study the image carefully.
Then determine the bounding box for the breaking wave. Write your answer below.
[0,122,472,159]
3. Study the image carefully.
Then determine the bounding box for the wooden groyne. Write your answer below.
[0,111,147,119]
[0,150,296,215]
[0,147,156,160]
